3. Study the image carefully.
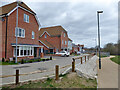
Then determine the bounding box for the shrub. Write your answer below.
[2,58,5,62]
[5,60,9,63]
[29,60,33,63]
[42,59,45,61]
[21,59,24,64]
[50,56,52,60]
[37,59,40,62]
[46,58,49,61]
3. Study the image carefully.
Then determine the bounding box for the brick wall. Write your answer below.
[2,7,40,59]
[61,31,68,49]
[39,32,61,51]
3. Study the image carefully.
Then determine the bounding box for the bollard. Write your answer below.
[55,65,59,80]
[81,57,82,64]
[16,69,19,85]
[73,58,75,62]
[85,56,86,62]
[50,56,52,60]
[72,61,75,72]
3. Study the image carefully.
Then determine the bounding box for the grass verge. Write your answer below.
[0,61,18,65]
[2,72,97,89]
[110,55,120,65]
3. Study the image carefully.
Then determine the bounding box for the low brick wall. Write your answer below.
[46,54,61,56]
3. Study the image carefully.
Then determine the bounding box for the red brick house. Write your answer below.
[72,44,84,53]
[39,26,69,54]
[0,1,44,60]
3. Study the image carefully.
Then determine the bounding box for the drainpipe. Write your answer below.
[5,15,8,59]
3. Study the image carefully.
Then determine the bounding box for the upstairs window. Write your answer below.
[64,33,66,37]
[32,31,35,39]
[65,41,67,45]
[45,35,47,38]
[62,40,64,45]
[15,27,25,38]
[24,14,29,23]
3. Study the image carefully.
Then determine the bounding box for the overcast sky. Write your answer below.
[1,0,119,48]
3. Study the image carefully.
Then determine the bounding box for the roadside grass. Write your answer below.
[101,55,108,58]
[110,55,120,65]
[2,72,97,89]
[0,61,18,65]
[0,58,53,65]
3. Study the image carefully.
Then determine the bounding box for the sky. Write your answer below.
[0,0,119,48]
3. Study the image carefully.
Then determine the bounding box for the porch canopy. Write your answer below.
[11,43,43,47]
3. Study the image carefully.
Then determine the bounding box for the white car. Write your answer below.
[77,51,81,55]
[56,51,70,57]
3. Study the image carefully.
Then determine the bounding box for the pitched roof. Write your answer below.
[0,1,36,15]
[39,40,54,49]
[68,38,72,41]
[39,26,67,37]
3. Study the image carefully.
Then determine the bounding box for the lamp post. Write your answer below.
[15,1,19,63]
[15,1,23,63]
[97,11,103,69]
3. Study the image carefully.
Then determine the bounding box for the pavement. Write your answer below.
[97,56,119,88]
[0,54,89,86]
[62,55,98,79]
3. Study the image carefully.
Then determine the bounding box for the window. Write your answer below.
[14,47,19,56]
[62,40,64,45]
[24,14,29,23]
[32,31,35,39]
[15,27,25,38]
[64,33,66,37]
[65,41,67,45]
[45,35,47,38]
[14,46,34,57]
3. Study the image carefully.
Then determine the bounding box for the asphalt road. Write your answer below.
[0,54,89,86]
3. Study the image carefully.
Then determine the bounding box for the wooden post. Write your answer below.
[72,61,75,72]
[85,56,86,62]
[55,65,59,80]
[16,69,19,85]
[81,57,82,64]
[73,58,75,62]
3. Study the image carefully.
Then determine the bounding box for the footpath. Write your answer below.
[97,56,119,88]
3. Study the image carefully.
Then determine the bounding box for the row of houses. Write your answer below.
[0,1,84,61]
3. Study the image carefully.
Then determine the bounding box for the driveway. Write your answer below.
[0,54,89,85]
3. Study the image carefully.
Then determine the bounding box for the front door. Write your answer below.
[34,47,37,57]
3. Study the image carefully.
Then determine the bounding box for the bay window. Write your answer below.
[14,46,34,57]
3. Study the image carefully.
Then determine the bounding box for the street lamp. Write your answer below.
[97,11,103,69]
[15,1,23,63]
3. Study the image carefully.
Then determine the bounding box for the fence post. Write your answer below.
[72,60,75,72]
[73,58,75,62]
[16,69,19,85]
[55,65,59,80]
[81,57,82,64]
[85,56,86,62]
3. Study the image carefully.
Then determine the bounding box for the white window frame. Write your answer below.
[32,31,35,39]
[24,14,29,23]
[15,27,25,38]
[64,33,66,37]
[65,41,67,45]
[13,46,34,57]
[45,34,47,38]
[62,40,64,45]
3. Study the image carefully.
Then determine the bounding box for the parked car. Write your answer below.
[77,51,81,55]
[56,51,70,57]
